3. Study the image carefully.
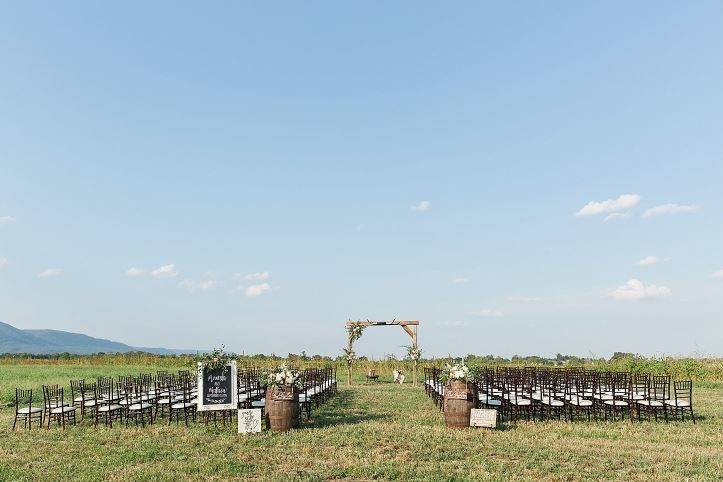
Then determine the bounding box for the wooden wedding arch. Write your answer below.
[344,319,420,386]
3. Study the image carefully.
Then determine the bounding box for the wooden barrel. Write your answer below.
[266,387,299,432]
[443,380,474,429]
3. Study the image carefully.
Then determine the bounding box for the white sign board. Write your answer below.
[197,361,238,411]
[238,408,262,434]
[470,408,497,428]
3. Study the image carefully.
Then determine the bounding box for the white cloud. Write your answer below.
[125,267,148,277]
[453,277,468,284]
[179,278,219,292]
[642,203,700,219]
[609,279,671,301]
[470,309,503,317]
[355,224,364,232]
[411,201,431,212]
[636,256,661,266]
[0,257,8,269]
[151,264,178,278]
[245,283,271,298]
[0,215,15,226]
[575,194,640,217]
[604,211,632,222]
[243,271,270,281]
[507,295,541,303]
[712,269,723,279]
[38,268,62,279]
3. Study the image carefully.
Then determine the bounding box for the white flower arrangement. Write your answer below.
[440,362,470,383]
[265,363,301,388]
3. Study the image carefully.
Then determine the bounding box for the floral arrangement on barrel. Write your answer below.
[195,345,235,374]
[265,363,301,389]
[438,361,471,385]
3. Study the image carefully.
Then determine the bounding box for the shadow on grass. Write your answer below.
[305,389,391,429]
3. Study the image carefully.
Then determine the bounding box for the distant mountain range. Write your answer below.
[0,321,196,355]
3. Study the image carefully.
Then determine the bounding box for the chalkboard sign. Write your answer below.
[197,361,238,411]
[470,408,497,428]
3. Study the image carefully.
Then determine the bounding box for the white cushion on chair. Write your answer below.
[637,400,664,407]
[51,406,76,414]
[568,397,593,406]
[98,404,122,412]
[17,407,43,414]
[664,399,690,407]
[251,399,265,408]
[603,400,628,407]
[510,398,531,406]
[171,402,193,409]
[129,402,152,410]
[540,397,564,407]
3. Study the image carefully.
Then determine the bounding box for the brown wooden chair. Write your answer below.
[636,375,667,422]
[93,380,123,428]
[43,385,76,429]
[123,382,154,427]
[13,389,43,430]
[169,379,196,426]
[665,380,695,423]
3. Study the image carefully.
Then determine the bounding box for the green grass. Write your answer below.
[1,364,722,481]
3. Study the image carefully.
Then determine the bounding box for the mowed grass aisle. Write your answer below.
[1,376,722,481]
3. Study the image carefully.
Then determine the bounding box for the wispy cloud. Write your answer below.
[642,203,700,219]
[151,264,178,278]
[575,194,640,218]
[470,308,503,317]
[245,283,271,298]
[411,200,431,212]
[609,279,670,301]
[125,267,148,277]
[0,257,8,269]
[242,271,270,281]
[712,269,723,279]
[38,268,62,279]
[0,215,16,226]
[453,277,468,284]
[179,278,220,292]
[126,264,178,278]
[636,256,661,267]
[604,211,632,222]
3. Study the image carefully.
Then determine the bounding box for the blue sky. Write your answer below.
[1,2,722,357]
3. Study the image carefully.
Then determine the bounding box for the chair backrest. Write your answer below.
[632,374,649,396]
[673,380,692,404]
[15,388,34,412]
[43,384,64,410]
[652,375,669,401]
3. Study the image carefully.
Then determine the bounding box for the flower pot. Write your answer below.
[443,380,475,429]
[265,386,299,432]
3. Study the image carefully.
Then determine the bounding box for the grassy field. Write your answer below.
[1,364,722,481]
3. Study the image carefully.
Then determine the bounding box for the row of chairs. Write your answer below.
[424,367,695,423]
[13,367,337,430]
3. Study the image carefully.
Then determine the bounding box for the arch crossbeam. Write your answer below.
[345,319,419,345]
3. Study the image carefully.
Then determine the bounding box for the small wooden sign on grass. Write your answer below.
[470,408,497,428]
[238,408,262,434]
